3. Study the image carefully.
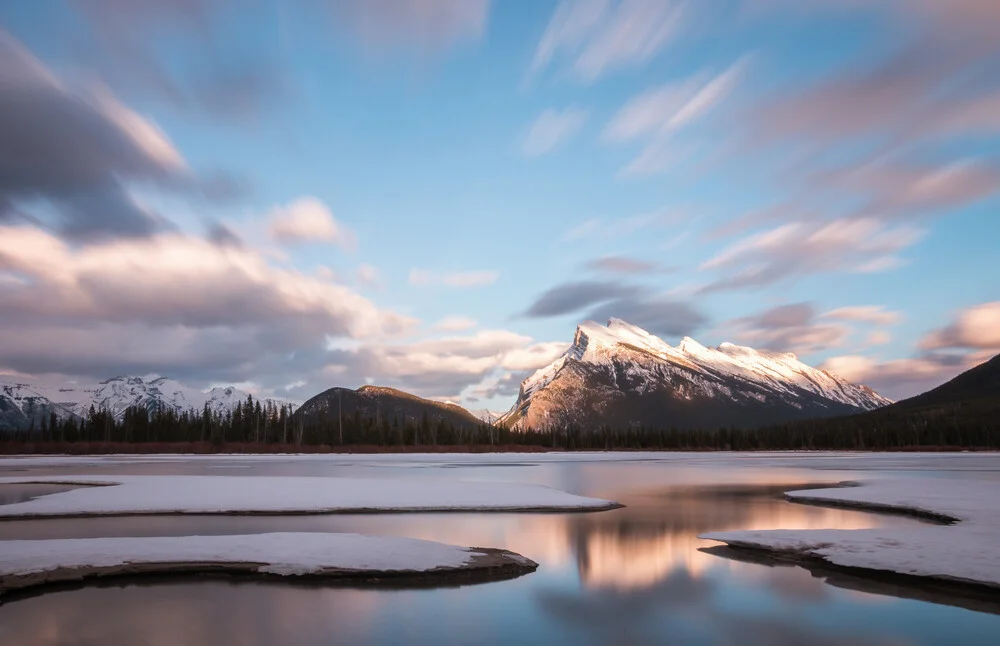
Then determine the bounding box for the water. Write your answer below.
[1,452,999,645]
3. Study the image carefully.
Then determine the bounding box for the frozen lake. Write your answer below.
[1,452,999,645]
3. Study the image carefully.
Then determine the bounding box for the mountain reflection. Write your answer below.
[565,483,911,589]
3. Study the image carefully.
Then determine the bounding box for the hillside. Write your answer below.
[295,385,485,437]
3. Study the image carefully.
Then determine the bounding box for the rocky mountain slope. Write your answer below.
[499,319,891,431]
[0,375,291,430]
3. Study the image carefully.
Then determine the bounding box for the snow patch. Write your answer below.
[702,478,1000,589]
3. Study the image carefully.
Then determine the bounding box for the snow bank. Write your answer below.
[0,533,538,594]
[0,475,618,517]
[701,478,1000,589]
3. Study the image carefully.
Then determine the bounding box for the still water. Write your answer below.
[1,452,999,645]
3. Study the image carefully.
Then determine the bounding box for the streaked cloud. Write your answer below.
[822,305,902,327]
[725,303,849,355]
[0,30,195,239]
[330,0,490,58]
[584,256,661,274]
[605,57,750,175]
[531,0,685,82]
[920,301,1000,351]
[523,279,706,338]
[699,218,923,293]
[409,268,499,288]
[522,107,589,157]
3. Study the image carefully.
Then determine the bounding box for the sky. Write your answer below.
[0,0,998,409]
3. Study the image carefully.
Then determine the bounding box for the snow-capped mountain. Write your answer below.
[0,375,294,430]
[499,319,891,431]
[471,409,505,424]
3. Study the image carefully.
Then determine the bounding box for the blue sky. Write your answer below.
[0,0,998,407]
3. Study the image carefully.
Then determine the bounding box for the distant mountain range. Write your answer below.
[12,317,969,435]
[0,375,292,431]
[498,319,890,430]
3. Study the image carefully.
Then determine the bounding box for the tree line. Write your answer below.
[3,396,997,450]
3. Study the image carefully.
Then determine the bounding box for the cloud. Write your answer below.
[817,156,1000,218]
[322,330,565,401]
[699,218,923,293]
[433,316,478,332]
[822,305,902,326]
[586,298,708,339]
[355,263,381,288]
[920,302,1000,351]
[605,59,749,142]
[500,342,569,371]
[67,0,287,118]
[0,224,415,388]
[604,57,750,175]
[820,350,993,401]
[725,302,849,355]
[408,269,499,288]
[329,0,490,58]
[267,197,355,247]
[530,0,685,82]
[563,208,684,241]
[523,279,706,338]
[523,281,641,318]
[522,107,589,157]
[0,30,200,239]
[584,256,660,274]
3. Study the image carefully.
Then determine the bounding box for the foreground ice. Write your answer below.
[701,478,1000,588]
[0,533,538,594]
[0,474,618,517]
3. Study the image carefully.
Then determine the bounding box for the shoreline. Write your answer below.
[2,442,997,455]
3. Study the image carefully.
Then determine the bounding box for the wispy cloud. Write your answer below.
[522,107,589,156]
[604,56,751,175]
[409,268,499,288]
[530,0,685,82]
[329,0,490,58]
[699,218,924,293]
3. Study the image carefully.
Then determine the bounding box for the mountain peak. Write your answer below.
[500,318,891,431]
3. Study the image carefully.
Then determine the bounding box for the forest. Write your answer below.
[2,391,997,452]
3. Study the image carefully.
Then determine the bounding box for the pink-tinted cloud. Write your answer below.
[531,0,685,82]
[920,302,1000,351]
[699,218,923,292]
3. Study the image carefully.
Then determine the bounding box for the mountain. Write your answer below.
[499,319,890,431]
[471,409,506,424]
[0,375,292,431]
[892,353,1000,410]
[295,385,485,430]
[757,352,1000,448]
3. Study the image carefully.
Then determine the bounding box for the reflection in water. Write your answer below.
[567,484,917,589]
[2,461,1000,645]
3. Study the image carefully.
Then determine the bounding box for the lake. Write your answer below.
[1,452,999,645]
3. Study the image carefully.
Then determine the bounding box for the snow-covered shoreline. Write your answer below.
[0,533,538,596]
[0,474,620,518]
[701,478,1000,589]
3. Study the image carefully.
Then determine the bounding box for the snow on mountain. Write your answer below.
[471,409,505,424]
[500,319,891,431]
[0,375,294,430]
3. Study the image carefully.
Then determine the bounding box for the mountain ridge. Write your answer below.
[0,375,293,431]
[499,318,890,431]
